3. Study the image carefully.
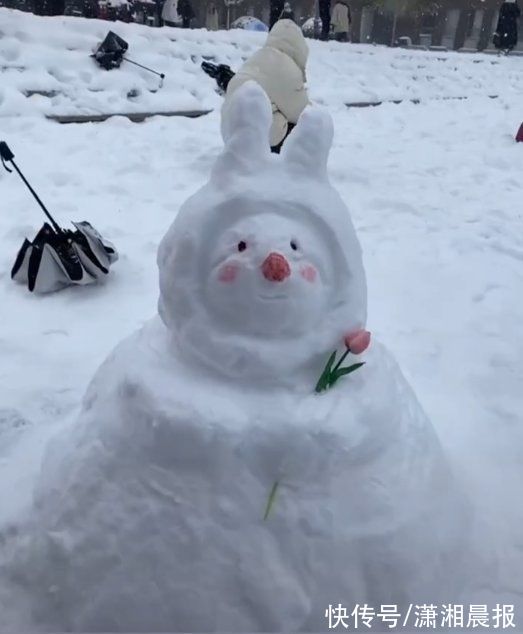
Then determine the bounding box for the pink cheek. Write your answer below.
[218,264,239,283]
[301,265,317,283]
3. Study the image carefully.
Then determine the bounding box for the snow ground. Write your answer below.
[0,10,523,625]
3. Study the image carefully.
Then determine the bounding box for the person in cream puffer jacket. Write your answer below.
[222,19,310,152]
[331,0,352,41]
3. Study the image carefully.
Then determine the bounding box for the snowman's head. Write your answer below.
[158,82,367,384]
[202,205,335,338]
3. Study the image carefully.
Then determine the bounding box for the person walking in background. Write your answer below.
[205,0,219,30]
[493,0,521,54]
[222,19,310,153]
[319,0,331,40]
[270,0,285,28]
[280,1,295,21]
[162,0,180,26]
[331,0,351,41]
[177,0,195,28]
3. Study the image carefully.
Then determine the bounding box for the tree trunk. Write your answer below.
[454,9,471,49]
[351,5,362,42]
[430,8,447,46]
[477,8,497,50]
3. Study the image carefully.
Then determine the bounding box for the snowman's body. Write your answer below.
[2,84,468,632]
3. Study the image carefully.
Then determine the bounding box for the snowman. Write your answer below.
[2,83,469,632]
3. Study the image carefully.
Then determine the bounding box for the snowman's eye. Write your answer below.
[290,240,298,251]
[238,241,247,252]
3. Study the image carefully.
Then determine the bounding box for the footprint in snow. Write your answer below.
[0,409,30,435]
[0,47,20,61]
[490,243,523,262]
[47,67,73,83]
[472,284,502,303]
[13,31,30,42]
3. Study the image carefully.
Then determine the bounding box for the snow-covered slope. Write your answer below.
[0,7,522,118]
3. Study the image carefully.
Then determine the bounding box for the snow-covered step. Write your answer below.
[46,108,211,123]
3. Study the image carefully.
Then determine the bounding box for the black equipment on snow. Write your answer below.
[201,61,235,93]
[1,141,118,294]
[92,31,165,82]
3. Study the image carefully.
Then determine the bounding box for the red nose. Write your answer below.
[261,252,291,282]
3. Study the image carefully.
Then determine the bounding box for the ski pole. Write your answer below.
[122,57,165,79]
[0,141,63,234]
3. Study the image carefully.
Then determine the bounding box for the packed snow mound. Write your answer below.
[1,8,522,118]
[1,84,469,631]
[2,321,468,631]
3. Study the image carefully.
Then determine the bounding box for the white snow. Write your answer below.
[1,326,468,631]
[0,9,522,631]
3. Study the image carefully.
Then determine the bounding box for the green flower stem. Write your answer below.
[332,348,350,373]
[315,350,337,393]
[263,480,280,521]
[265,345,363,519]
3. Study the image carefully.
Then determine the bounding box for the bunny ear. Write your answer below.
[213,81,272,182]
[282,107,334,180]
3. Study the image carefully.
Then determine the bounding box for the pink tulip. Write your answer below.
[344,329,371,355]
